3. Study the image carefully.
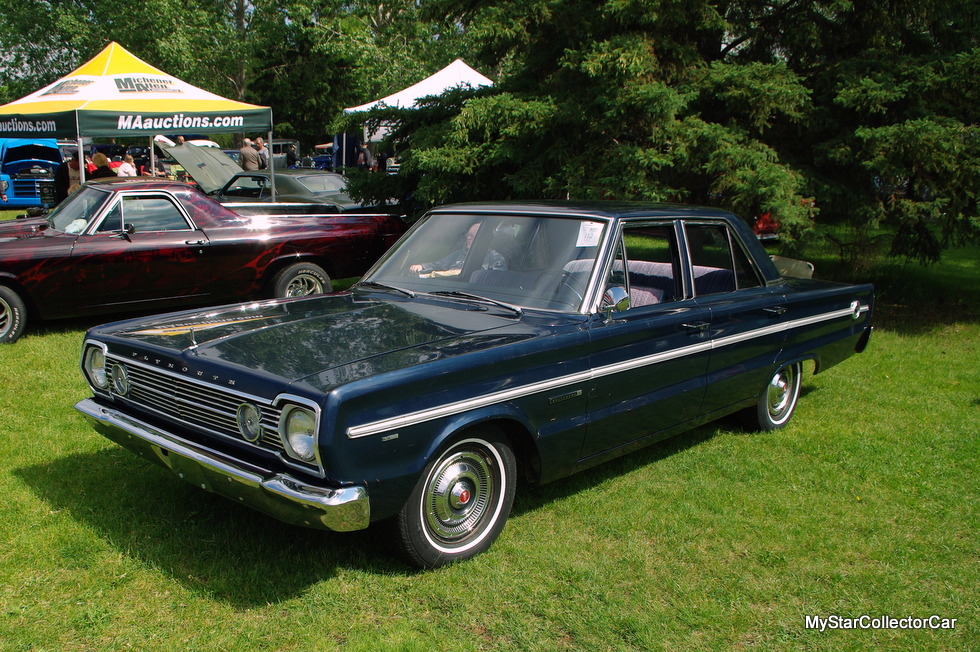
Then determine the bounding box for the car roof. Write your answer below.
[430,201,738,221]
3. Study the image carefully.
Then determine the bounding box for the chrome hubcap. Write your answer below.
[285,273,323,297]
[425,449,493,542]
[0,298,10,337]
[767,366,796,419]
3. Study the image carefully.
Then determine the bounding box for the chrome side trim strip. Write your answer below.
[346,303,869,439]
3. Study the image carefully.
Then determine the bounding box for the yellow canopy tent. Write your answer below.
[0,42,274,188]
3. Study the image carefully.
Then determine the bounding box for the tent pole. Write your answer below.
[268,129,276,201]
[77,138,86,184]
[148,136,155,177]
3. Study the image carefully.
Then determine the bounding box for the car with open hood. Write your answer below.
[0,178,405,342]
[0,138,62,208]
[76,201,874,568]
[160,140,381,213]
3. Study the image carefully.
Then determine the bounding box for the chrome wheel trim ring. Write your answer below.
[420,439,508,554]
[0,296,10,338]
[767,365,798,423]
[285,272,324,297]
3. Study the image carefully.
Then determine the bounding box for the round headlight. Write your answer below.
[83,346,109,390]
[236,403,263,442]
[281,406,317,462]
[111,363,130,396]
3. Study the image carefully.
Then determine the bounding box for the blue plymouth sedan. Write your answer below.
[76,202,874,568]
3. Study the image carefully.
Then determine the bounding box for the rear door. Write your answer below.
[683,221,787,416]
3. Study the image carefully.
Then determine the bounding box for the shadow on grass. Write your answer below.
[16,421,732,603]
[15,449,409,608]
[511,421,727,516]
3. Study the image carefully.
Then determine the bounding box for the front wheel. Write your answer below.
[752,361,802,430]
[0,286,27,344]
[396,429,516,569]
[272,262,332,298]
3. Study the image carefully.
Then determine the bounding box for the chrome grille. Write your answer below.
[12,179,42,197]
[106,357,285,452]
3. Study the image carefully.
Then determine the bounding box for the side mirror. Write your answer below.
[601,286,630,316]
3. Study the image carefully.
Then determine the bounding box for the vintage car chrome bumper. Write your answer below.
[75,398,370,532]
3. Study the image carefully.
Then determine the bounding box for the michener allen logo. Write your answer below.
[114,76,182,94]
[41,79,95,96]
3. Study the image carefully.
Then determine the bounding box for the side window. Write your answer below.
[96,203,123,232]
[121,196,191,232]
[606,223,681,309]
[685,224,763,296]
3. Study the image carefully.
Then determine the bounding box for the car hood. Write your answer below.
[159,141,243,193]
[95,291,531,392]
[0,217,51,242]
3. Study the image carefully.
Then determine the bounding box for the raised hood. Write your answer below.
[96,292,527,391]
[0,216,51,242]
[158,141,242,194]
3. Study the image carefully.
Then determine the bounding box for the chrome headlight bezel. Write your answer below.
[82,342,110,391]
[278,401,320,464]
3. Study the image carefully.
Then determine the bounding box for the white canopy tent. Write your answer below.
[340,60,493,163]
[343,59,493,114]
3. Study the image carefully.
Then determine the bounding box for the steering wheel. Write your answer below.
[556,270,585,306]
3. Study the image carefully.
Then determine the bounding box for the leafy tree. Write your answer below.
[0,0,463,149]
[342,0,979,264]
[341,0,817,245]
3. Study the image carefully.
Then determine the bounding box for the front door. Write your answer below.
[581,221,711,460]
[70,193,213,312]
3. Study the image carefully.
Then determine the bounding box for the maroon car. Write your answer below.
[0,179,405,342]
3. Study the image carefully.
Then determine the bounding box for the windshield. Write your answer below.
[363,212,608,312]
[47,186,112,233]
[296,175,346,193]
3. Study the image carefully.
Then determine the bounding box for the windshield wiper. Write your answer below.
[358,280,416,298]
[427,290,523,316]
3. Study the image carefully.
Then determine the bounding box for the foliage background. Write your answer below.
[0,1,976,262]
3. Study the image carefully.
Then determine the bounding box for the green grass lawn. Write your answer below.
[0,210,976,650]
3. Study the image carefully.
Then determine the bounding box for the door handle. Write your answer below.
[682,321,709,334]
[764,306,787,316]
[184,240,207,246]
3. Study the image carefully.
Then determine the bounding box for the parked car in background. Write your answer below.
[76,201,874,568]
[0,138,62,208]
[161,140,390,213]
[0,178,405,342]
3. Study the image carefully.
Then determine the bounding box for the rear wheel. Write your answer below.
[753,362,802,430]
[0,286,27,344]
[272,262,331,298]
[396,428,516,569]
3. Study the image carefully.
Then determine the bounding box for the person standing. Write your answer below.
[254,137,269,169]
[285,144,299,169]
[239,138,261,171]
[90,153,115,179]
[116,154,137,177]
[54,157,82,203]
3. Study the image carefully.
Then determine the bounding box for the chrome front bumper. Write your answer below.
[75,398,370,532]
